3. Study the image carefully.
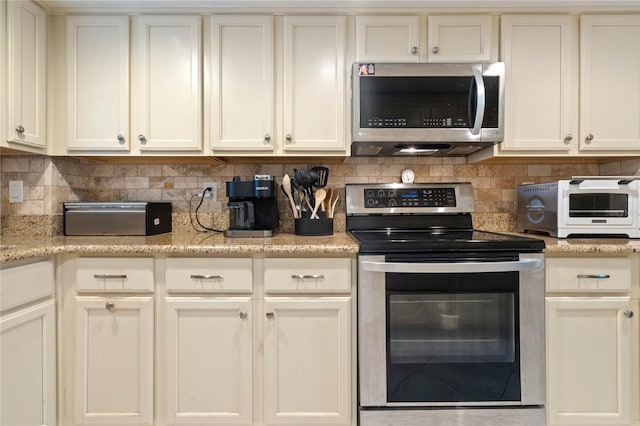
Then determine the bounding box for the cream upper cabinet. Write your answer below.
[427,15,498,62]
[282,16,347,154]
[209,16,275,154]
[355,16,421,62]
[66,16,130,152]
[6,0,47,151]
[579,15,640,153]
[132,15,202,153]
[497,15,578,154]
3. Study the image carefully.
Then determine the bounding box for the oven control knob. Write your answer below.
[388,199,397,207]
[366,199,376,207]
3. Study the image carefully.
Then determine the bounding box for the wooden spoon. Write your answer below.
[325,188,334,216]
[310,189,326,219]
[282,174,299,219]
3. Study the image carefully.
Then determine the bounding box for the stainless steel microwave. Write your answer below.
[352,62,505,156]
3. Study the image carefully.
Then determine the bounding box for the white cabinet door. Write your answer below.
[164,298,253,425]
[547,297,633,425]
[355,16,421,62]
[6,0,46,149]
[282,16,347,154]
[499,15,578,153]
[74,297,154,425]
[133,15,202,153]
[427,15,498,62]
[579,15,640,153]
[66,16,130,152]
[1,300,56,426]
[209,16,274,154]
[263,297,351,425]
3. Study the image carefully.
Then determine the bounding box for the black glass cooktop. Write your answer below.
[349,229,545,254]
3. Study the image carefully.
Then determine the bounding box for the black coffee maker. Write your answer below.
[225,175,279,237]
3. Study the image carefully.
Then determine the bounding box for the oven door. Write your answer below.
[358,252,545,408]
[559,180,638,229]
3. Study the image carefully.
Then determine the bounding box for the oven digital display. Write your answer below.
[364,188,457,208]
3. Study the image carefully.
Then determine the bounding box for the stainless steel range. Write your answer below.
[346,183,546,426]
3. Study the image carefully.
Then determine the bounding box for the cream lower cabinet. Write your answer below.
[73,297,154,425]
[163,257,254,425]
[263,298,351,426]
[164,298,253,425]
[263,257,353,426]
[63,256,155,426]
[546,256,638,426]
[0,259,56,426]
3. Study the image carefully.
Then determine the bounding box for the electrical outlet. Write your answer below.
[199,182,217,199]
[9,180,23,203]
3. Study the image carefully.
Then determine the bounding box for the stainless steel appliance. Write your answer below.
[346,183,546,426]
[63,202,172,235]
[518,177,640,238]
[225,175,279,237]
[351,62,505,156]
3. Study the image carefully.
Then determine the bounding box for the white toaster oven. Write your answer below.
[517,178,640,238]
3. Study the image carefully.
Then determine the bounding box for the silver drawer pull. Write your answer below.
[190,274,223,280]
[266,312,275,319]
[577,274,611,279]
[105,302,115,311]
[94,274,127,279]
[291,274,325,279]
[239,311,248,320]
[624,310,634,319]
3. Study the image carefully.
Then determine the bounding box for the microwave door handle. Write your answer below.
[471,67,485,136]
[361,258,543,274]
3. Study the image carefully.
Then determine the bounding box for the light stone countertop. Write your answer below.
[0,232,360,264]
[3,231,640,264]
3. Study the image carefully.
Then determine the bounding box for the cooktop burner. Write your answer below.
[350,229,545,254]
[346,183,545,254]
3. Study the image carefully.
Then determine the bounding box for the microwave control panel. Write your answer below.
[366,117,468,128]
[364,187,457,208]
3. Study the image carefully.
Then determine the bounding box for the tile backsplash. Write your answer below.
[1,154,639,236]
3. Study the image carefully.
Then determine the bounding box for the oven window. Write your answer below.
[569,193,629,217]
[386,271,520,403]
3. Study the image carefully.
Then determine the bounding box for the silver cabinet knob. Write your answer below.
[117,134,125,144]
[432,46,440,54]
[264,133,272,144]
[105,302,115,311]
[15,125,25,134]
[138,134,147,144]
[564,134,573,142]
[624,310,634,319]
[585,133,594,143]
[266,312,275,319]
[411,46,419,55]
[285,134,293,144]
[239,311,248,320]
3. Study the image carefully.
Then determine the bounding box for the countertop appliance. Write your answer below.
[352,62,504,156]
[346,183,546,426]
[225,175,279,237]
[518,177,640,238]
[63,202,171,236]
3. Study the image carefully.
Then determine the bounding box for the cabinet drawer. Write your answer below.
[264,258,351,293]
[165,258,252,293]
[76,257,154,293]
[546,257,632,292]
[0,260,54,312]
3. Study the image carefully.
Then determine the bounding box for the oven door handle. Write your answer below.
[360,258,543,274]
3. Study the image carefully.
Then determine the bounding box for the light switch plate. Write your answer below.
[9,180,23,203]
